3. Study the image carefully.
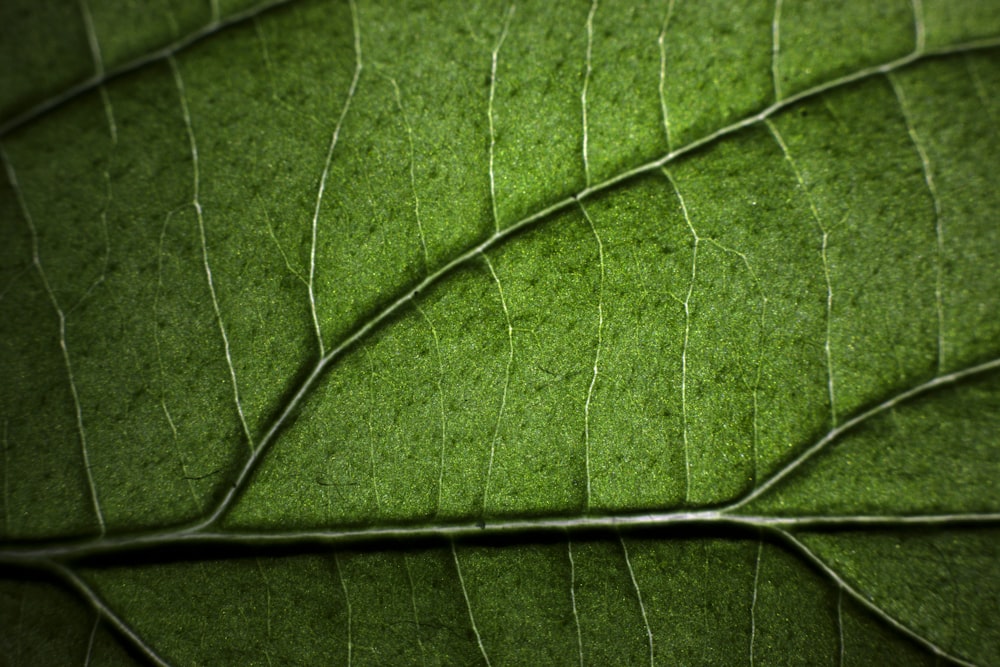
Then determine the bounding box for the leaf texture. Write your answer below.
[1,0,999,665]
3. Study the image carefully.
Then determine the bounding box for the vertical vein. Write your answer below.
[771,0,783,101]
[309,0,363,357]
[170,56,253,449]
[888,74,945,372]
[581,0,598,186]
[749,539,763,666]
[664,169,696,502]
[578,202,603,511]
[657,0,676,151]
[1,148,106,535]
[452,542,492,666]
[482,254,513,515]
[84,613,99,666]
[488,6,515,232]
[568,538,585,667]
[334,553,353,667]
[78,0,118,142]
[766,121,837,426]
[155,212,200,509]
[911,0,926,54]
[620,536,654,667]
[363,348,382,512]
[415,305,448,515]
[837,587,845,667]
[386,76,428,273]
[402,555,427,663]
[255,558,274,647]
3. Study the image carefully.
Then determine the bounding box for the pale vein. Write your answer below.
[482,254,514,514]
[334,553,353,667]
[488,6,515,232]
[665,169,696,503]
[766,120,838,426]
[54,564,171,667]
[620,536,654,667]
[749,538,763,666]
[1,148,106,535]
[386,75,428,272]
[170,56,253,449]
[308,0,363,356]
[452,542,492,666]
[778,531,976,667]
[888,73,945,372]
[657,0,676,150]
[771,0,783,101]
[578,202,604,511]
[582,0,597,186]
[568,539,585,667]
[415,305,448,516]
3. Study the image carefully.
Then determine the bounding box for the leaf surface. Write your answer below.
[1,1,1000,665]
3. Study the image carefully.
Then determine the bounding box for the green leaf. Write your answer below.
[2,0,999,664]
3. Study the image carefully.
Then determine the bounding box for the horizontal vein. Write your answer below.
[4,512,999,565]
[2,39,999,563]
[0,0,303,137]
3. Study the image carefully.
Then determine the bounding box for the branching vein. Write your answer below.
[888,73,945,372]
[1,147,106,535]
[170,56,252,449]
[767,120,838,426]
[664,169,696,503]
[777,531,976,667]
[385,75,428,273]
[482,254,514,515]
[53,564,171,667]
[415,305,448,516]
[567,538,584,667]
[578,202,604,511]
[309,0,363,357]
[728,355,1000,512]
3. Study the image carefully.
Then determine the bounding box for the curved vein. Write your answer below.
[96,35,999,537]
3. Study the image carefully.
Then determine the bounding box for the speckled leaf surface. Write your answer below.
[1,1,999,665]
